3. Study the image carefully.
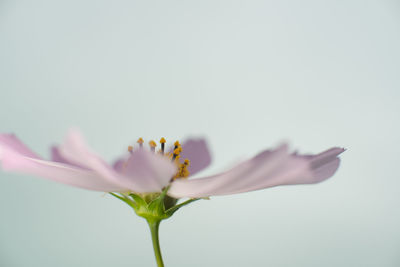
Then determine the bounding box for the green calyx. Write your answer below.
[110,186,199,223]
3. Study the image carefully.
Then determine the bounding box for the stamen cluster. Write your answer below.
[129,137,191,180]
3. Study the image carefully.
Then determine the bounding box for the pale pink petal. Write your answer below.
[180,138,212,176]
[169,144,290,197]
[51,146,89,169]
[59,129,176,193]
[58,129,118,180]
[112,158,125,172]
[168,145,344,198]
[5,158,126,191]
[120,149,177,192]
[0,134,41,159]
[0,136,127,191]
[296,147,345,182]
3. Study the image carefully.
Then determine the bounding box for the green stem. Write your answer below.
[148,220,164,267]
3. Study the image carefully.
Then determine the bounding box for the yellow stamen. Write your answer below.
[132,137,192,180]
[137,138,144,147]
[171,146,182,161]
[172,161,190,180]
[149,140,157,153]
[173,147,182,155]
[159,137,166,154]
[149,140,157,148]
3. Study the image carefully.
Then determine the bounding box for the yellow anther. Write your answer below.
[173,147,181,155]
[160,137,166,144]
[174,141,180,147]
[172,161,190,180]
[184,159,190,165]
[137,138,144,144]
[182,169,190,177]
[149,140,157,148]
[128,146,133,153]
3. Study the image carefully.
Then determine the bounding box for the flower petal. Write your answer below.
[121,149,177,192]
[300,147,345,182]
[180,138,212,176]
[59,129,177,193]
[168,145,344,198]
[58,129,118,180]
[112,158,125,172]
[0,134,41,159]
[0,135,127,191]
[51,146,89,169]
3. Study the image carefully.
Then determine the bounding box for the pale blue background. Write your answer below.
[0,0,399,266]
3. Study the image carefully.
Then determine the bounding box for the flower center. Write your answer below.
[128,137,190,180]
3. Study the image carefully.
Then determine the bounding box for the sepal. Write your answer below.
[165,198,199,217]
[110,187,199,222]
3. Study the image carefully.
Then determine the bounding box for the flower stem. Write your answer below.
[148,220,164,267]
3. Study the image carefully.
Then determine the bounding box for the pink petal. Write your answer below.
[180,138,212,176]
[51,146,89,169]
[112,158,125,172]
[0,135,127,191]
[168,145,345,198]
[298,147,345,182]
[58,129,118,180]
[0,134,41,159]
[120,149,177,192]
[59,129,176,193]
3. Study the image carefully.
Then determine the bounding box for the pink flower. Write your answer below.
[0,129,344,198]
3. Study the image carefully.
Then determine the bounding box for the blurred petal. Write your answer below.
[121,149,177,192]
[58,129,172,192]
[6,158,126,191]
[0,134,41,159]
[180,138,212,176]
[169,145,344,198]
[112,158,125,172]
[51,146,88,169]
[299,147,345,182]
[0,136,126,191]
[58,129,122,182]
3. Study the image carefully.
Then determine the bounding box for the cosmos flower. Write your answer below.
[0,129,344,198]
[0,129,345,267]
